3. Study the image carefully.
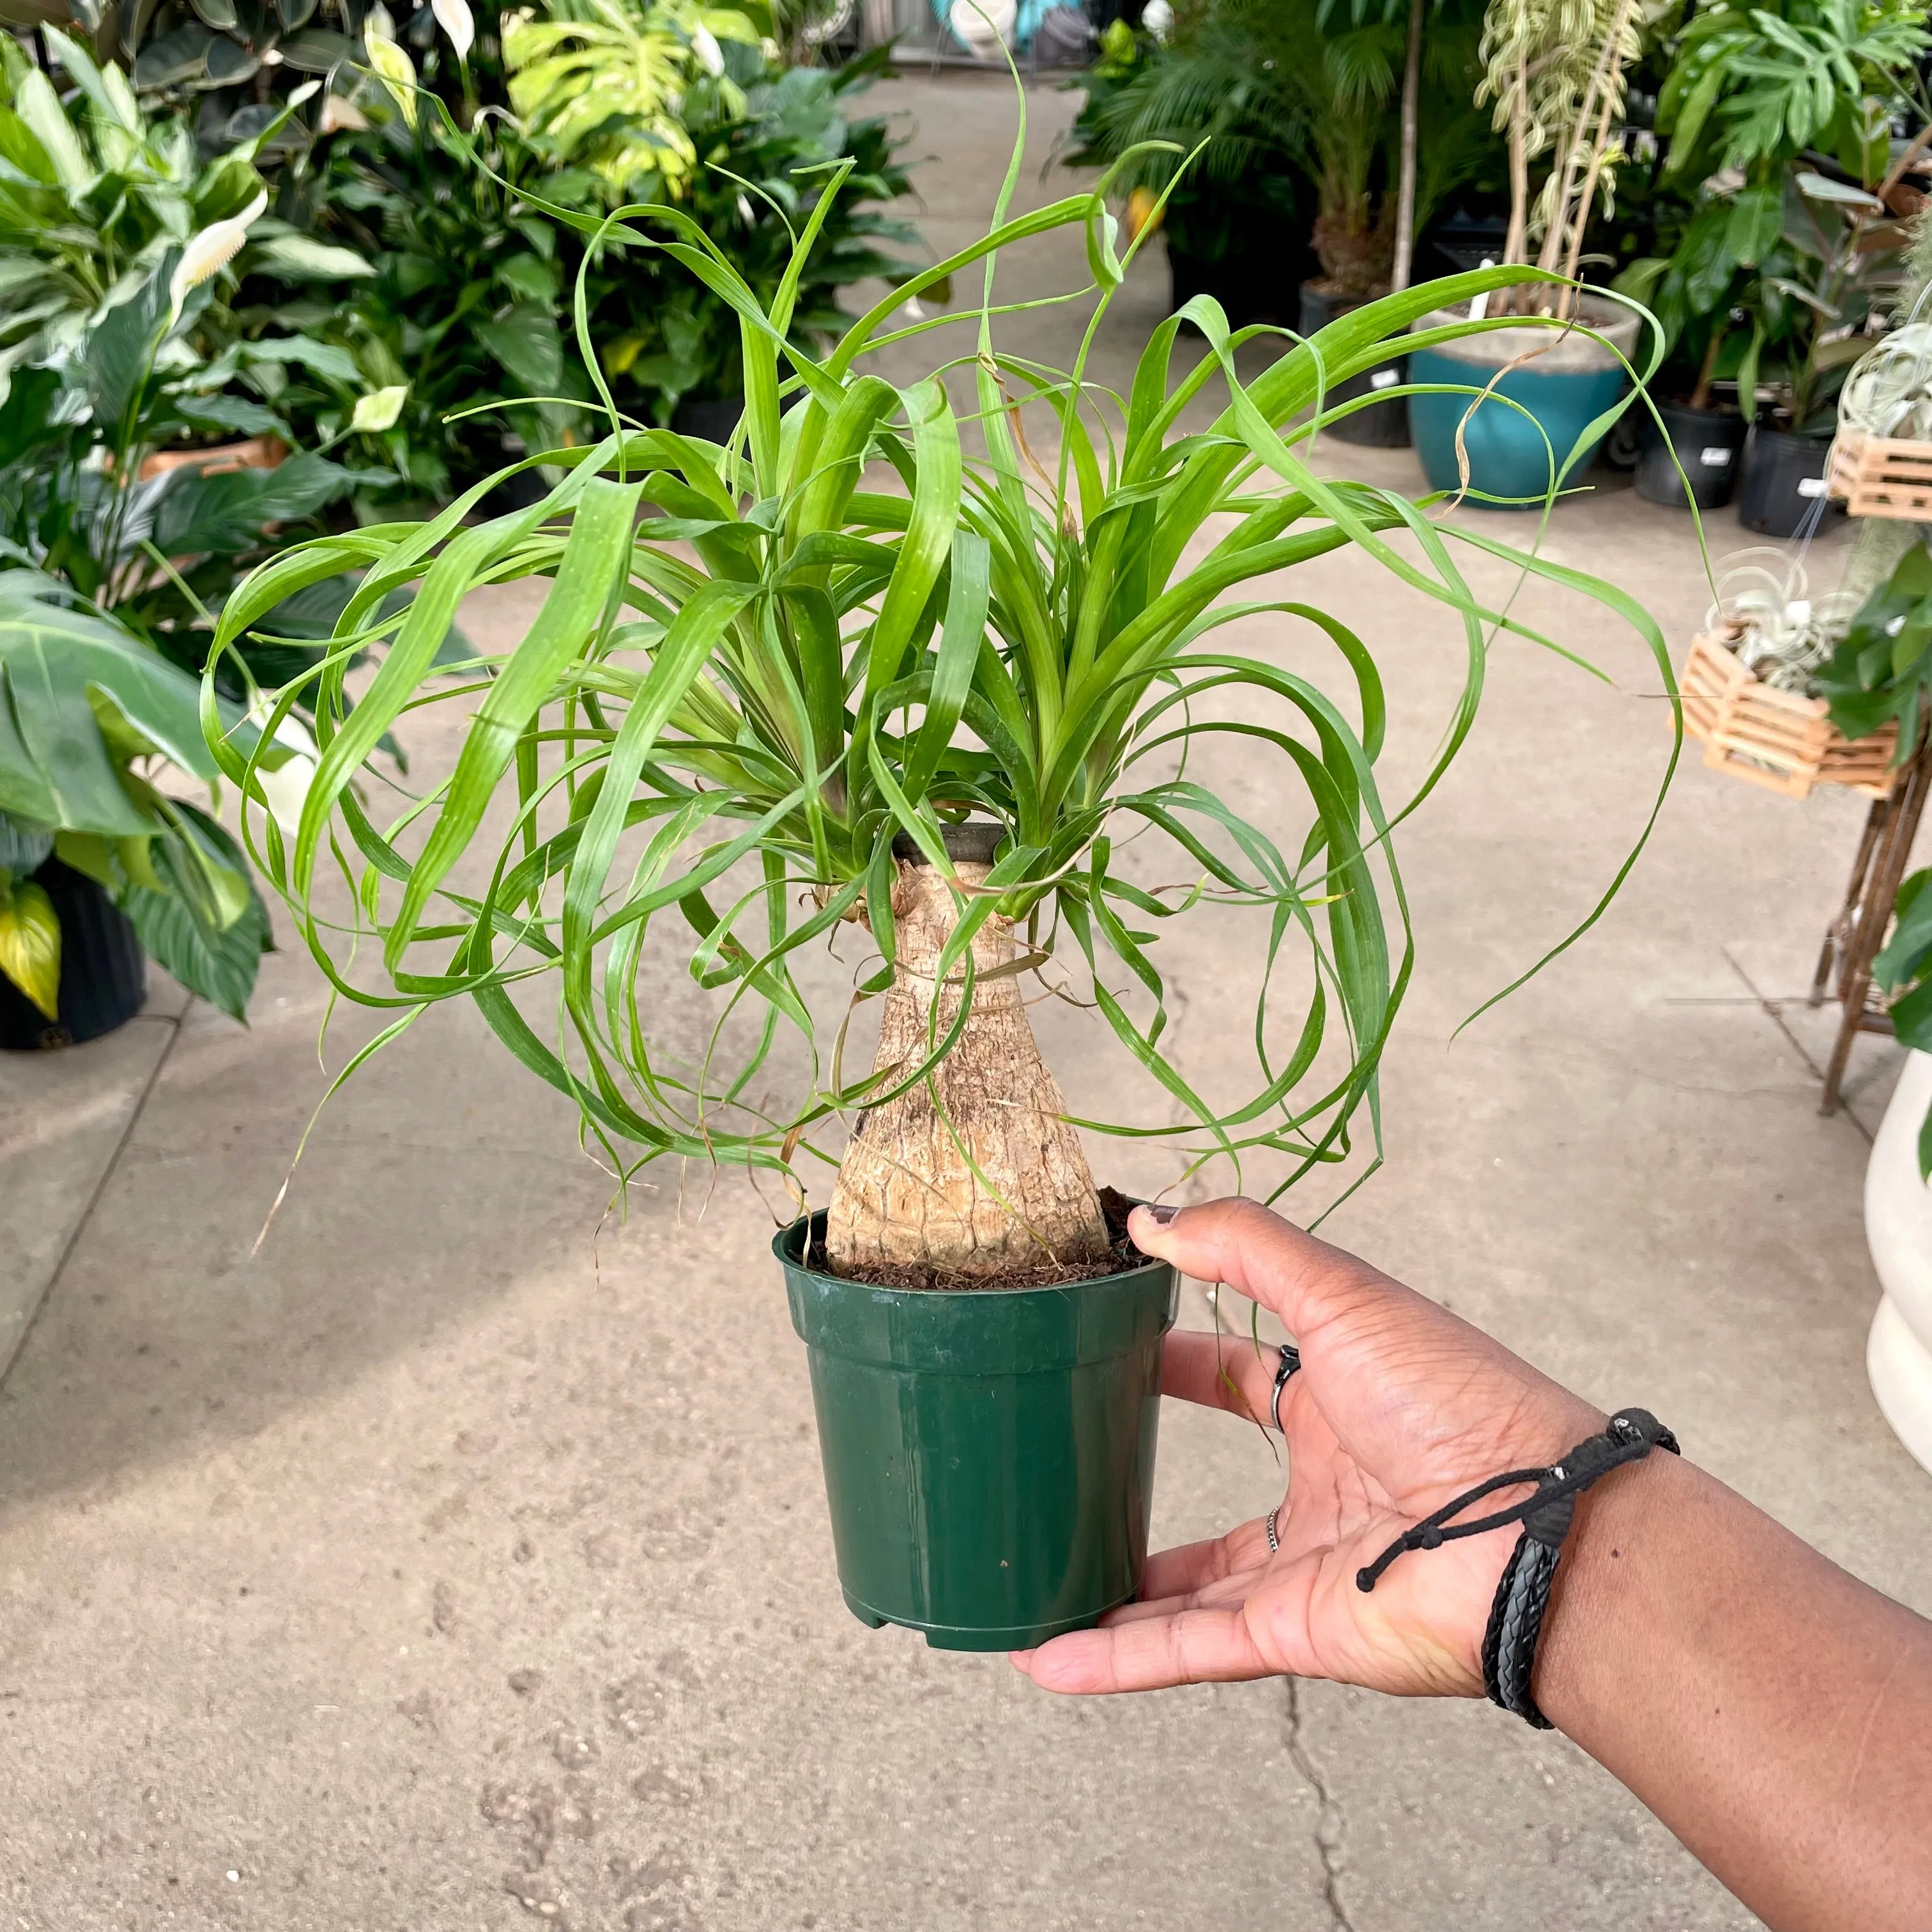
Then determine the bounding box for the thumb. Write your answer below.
[1128,1197,1386,1337]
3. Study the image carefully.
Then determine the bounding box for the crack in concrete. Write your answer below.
[0,1008,182,1395]
[1721,944,1885,1142]
[1285,1675,1354,1932]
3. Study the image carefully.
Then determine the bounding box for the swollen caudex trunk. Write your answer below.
[825,834,1109,1280]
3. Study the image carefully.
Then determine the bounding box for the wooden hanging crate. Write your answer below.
[1826,428,1932,521]
[1678,630,1899,801]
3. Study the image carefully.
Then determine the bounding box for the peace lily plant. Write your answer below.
[206,96,1671,1645]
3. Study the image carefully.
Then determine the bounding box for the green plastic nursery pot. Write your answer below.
[1407,300,1642,507]
[777,1211,1179,1652]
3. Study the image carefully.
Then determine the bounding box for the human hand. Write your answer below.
[1012,1197,1602,1699]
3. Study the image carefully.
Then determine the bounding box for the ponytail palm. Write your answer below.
[206,113,1672,1275]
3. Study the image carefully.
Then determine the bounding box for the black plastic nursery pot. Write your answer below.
[0,859,145,1052]
[1634,402,1747,510]
[1736,426,1842,538]
[1169,244,1285,332]
[776,1210,1179,1651]
[1299,284,1410,448]
[672,396,747,443]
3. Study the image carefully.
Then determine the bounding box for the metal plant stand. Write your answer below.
[1811,730,1932,1114]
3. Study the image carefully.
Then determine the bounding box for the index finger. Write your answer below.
[1161,1326,1280,1423]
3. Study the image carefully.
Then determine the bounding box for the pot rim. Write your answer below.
[1411,295,1643,371]
[773,1207,1170,1299]
[1653,399,1745,424]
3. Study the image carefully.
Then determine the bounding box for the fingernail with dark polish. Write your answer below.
[1141,1203,1178,1225]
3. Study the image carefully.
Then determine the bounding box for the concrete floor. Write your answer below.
[4,72,1929,1932]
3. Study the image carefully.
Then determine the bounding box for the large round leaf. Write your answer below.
[272,26,352,70]
[202,35,261,86]
[132,23,215,88]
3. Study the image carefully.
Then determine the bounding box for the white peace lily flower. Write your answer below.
[364,21,418,128]
[691,23,724,74]
[432,0,475,63]
[246,700,319,838]
[350,384,409,434]
[169,190,268,320]
[736,193,754,224]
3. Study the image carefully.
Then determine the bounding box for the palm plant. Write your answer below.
[206,105,1672,1277]
[1067,0,1493,300]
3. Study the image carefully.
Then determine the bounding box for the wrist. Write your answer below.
[1529,1434,1688,1732]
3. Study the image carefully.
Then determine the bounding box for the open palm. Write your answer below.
[1013,1199,1601,1699]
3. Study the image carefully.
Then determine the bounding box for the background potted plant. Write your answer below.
[1292,0,1494,447]
[1061,10,1312,326]
[1616,0,1928,528]
[0,35,405,1041]
[1064,0,1496,420]
[572,46,920,434]
[257,0,917,482]
[1407,0,1649,503]
[207,100,1674,1647]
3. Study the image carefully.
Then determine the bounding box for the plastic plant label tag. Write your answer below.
[1699,446,1734,466]
[1370,369,1399,390]
[1798,477,1827,498]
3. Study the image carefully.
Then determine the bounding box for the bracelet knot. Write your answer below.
[1353,1406,1680,1726]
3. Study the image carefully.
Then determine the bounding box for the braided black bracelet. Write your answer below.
[1354,1408,1680,1727]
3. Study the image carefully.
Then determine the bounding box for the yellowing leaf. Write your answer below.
[364,24,418,128]
[0,878,61,1020]
[350,383,409,434]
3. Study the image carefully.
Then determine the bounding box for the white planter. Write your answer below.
[1865,1048,1932,1474]
[949,0,1015,50]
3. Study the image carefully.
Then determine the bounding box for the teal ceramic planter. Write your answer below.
[777,1211,1179,1651]
[1407,302,1643,508]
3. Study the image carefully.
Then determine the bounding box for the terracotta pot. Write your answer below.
[137,434,286,482]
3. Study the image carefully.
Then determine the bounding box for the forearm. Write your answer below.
[1538,1450,1932,1932]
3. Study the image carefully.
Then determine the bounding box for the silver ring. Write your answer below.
[1265,1505,1280,1554]
[1271,1342,1301,1433]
